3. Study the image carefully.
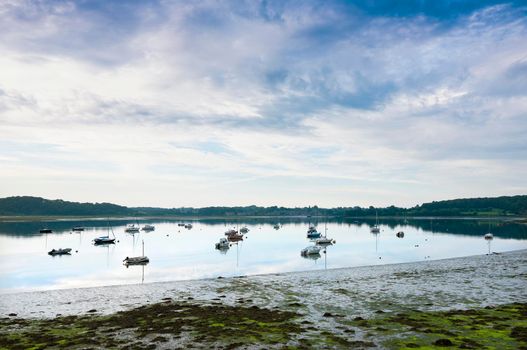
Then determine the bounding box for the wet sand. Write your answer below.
[1,250,526,348]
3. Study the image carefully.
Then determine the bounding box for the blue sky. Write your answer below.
[0,0,526,208]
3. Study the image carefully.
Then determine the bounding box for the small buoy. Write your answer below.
[75,250,78,253]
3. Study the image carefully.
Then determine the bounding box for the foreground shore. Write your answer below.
[1,250,526,349]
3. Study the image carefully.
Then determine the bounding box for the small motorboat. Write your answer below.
[125,224,140,233]
[215,237,230,250]
[484,233,493,240]
[396,231,404,238]
[301,245,322,256]
[307,230,321,239]
[142,224,155,231]
[240,227,249,234]
[48,248,72,256]
[185,224,193,229]
[307,225,317,234]
[178,223,186,227]
[273,224,280,230]
[40,228,52,233]
[370,226,380,234]
[72,227,84,232]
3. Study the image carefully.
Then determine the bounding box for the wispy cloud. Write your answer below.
[0,0,526,207]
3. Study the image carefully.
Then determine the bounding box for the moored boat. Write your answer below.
[124,240,149,266]
[215,237,230,250]
[300,245,322,256]
[48,248,72,256]
[125,224,140,233]
[40,228,52,233]
[72,227,84,232]
[142,224,155,231]
[94,221,117,245]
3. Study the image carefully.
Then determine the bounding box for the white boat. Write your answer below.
[124,240,149,266]
[142,224,155,231]
[484,233,493,240]
[240,227,249,234]
[48,248,72,256]
[215,237,230,250]
[315,222,335,246]
[125,224,140,233]
[315,237,334,246]
[94,221,116,245]
[371,211,380,233]
[301,245,322,256]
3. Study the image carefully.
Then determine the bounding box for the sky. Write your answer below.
[0,0,526,208]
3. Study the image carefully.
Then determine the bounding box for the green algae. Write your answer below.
[349,302,527,349]
[1,302,525,349]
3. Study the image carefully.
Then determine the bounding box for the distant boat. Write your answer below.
[40,228,52,233]
[178,223,186,227]
[306,224,321,239]
[226,232,243,242]
[215,237,230,250]
[484,233,493,240]
[300,245,322,256]
[94,221,116,245]
[240,227,249,234]
[124,240,149,266]
[142,224,155,231]
[273,224,280,230]
[185,223,193,229]
[396,231,404,238]
[72,227,84,232]
[225,228,238,235]
[315,222,334,246]
[48,248,72,256]
[125,224,140,233]
[371,211,380,234]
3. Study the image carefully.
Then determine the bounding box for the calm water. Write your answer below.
[0,218,526,293]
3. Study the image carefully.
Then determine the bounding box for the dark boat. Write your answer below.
[48,248,72,256]
[93,220,116,245]
[72,227,85,232]
[40,229,52,233]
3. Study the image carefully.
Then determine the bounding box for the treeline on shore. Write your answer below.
[0,195,526,217]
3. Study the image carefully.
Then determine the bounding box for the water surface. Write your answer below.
[0,218,525,293]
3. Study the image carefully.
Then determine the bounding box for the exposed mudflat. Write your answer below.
[1,250,526,349]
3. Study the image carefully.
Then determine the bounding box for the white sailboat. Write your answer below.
[124,240,149,265]
[371,211,380,233]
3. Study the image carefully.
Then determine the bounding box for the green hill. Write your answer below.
[0,195,525,217]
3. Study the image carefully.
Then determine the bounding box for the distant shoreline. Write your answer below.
[0,214,526,223]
